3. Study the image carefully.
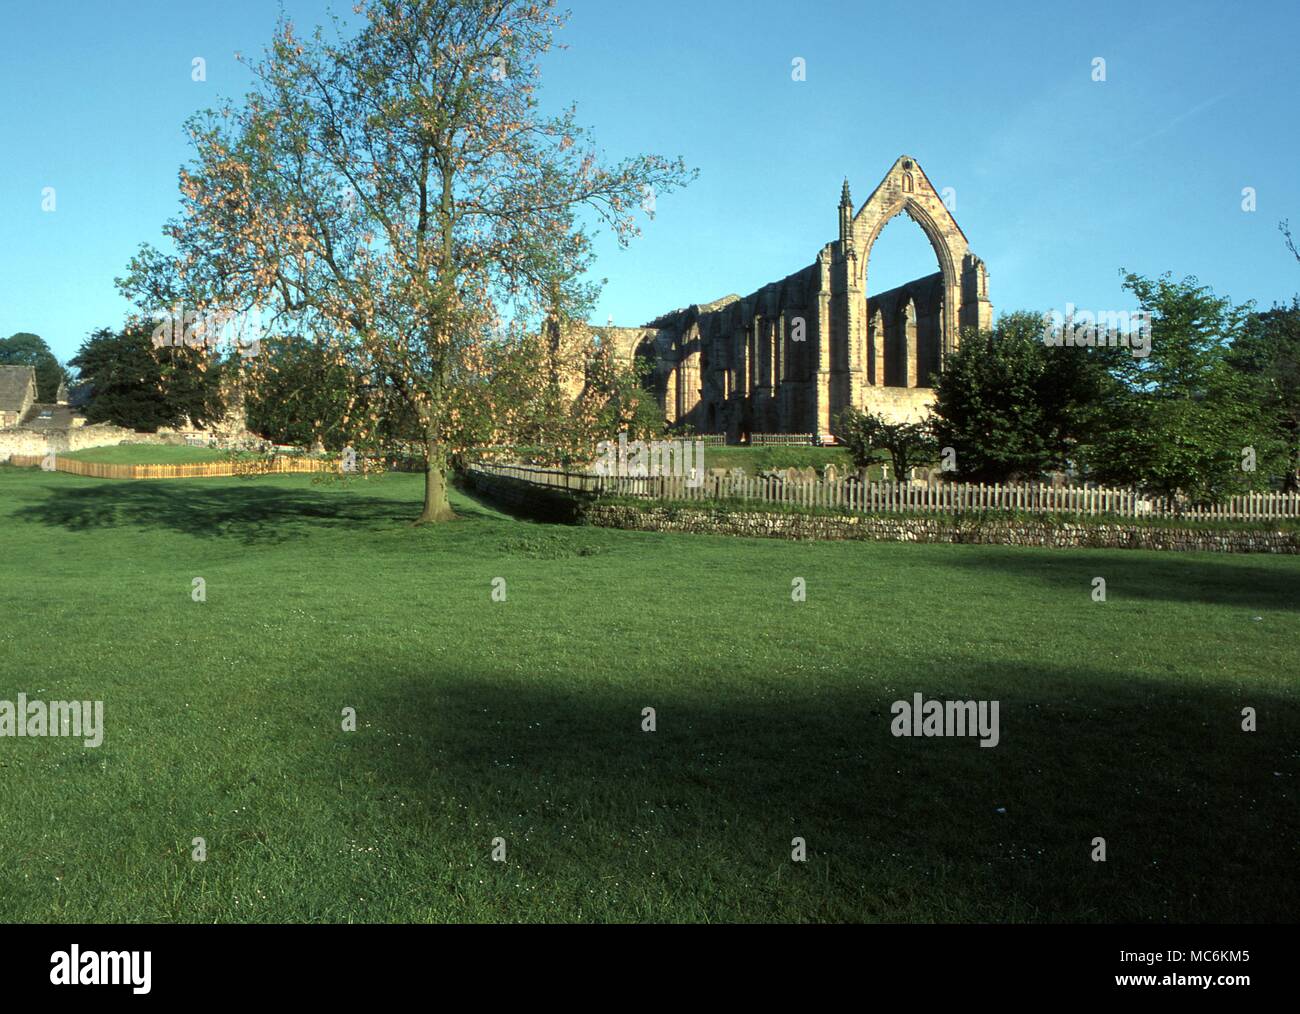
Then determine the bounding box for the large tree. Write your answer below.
[1080,273,1268,502]
[1229,298,1300,492]
[930,311,1121,483]
[69,321,227,432]
[120,0,692,522]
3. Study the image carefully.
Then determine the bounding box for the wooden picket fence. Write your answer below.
[7,453,340,480]
[749,433,819,446]
[470,462,1300,521]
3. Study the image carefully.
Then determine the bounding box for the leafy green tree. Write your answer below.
[120,0,693,523]
[472,322,662,468]
[70,322,226,431]
[594,331,666,444]
[0,332,70,402]
[244,337,380,450]
[838,406,937,479]
[1229,298,1300,491]
[1080,273,1269,503]
[930,311,1120,482]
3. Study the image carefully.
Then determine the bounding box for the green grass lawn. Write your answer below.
[61,444,232,465]
[0,465,1296,922]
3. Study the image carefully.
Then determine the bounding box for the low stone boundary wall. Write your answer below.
[581,504,1300,554]
[0,423,262,462]
[458,468,591,523]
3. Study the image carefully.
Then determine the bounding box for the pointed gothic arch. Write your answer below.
[571,155,992,440]
[851,156,972,366]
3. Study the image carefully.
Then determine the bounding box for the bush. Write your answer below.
[837,407,937,478]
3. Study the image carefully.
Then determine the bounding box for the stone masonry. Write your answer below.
[596,156,992,441]
[581,504,1300,555]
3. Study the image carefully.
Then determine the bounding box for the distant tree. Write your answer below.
[119,0,694,523]
[1080,273,1266,503]
[244,337,379,450]
[70,322,225,431]
[587,332,666,445]
[930,311,1120,483]
[0,332,70,402]
[474,323,663,467]
[624,387,669,442]
[838,407,937,479]
[1229,297,1300,492]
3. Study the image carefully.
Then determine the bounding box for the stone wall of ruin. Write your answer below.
[599,156,993,440]
[0,421,260,463]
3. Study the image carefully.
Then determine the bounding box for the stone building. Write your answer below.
[0,366,38,429]
[602,156,992,440]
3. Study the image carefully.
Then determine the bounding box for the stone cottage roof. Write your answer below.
[21,404,79,430]
[0,366,37,413]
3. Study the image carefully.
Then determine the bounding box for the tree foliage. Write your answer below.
[930,311,1120,483]
[1228,297,1300,492]
[244,337,384,450]
[837,406,937,478]
[69,322,226,432]
[1079,273,1268,502]
[119,0,693,522]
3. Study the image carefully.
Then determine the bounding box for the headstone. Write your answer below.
[822,464,839,484]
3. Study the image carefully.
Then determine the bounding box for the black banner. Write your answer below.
[0,924,1287,1001]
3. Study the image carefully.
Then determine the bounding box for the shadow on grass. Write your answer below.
[328,657,1299,922]
[450,481,579,529]
[935,546,1300,613]
[13,477,429,543]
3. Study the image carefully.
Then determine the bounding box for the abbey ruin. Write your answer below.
[602,156,992,440]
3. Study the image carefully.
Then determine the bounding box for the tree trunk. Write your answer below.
[415,438,456,524]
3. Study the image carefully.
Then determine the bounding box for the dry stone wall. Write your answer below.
[0,422,262,463]
[580,504,1300,554]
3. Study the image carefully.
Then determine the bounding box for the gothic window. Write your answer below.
[777,315,786,383]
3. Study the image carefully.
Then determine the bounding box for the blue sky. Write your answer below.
[2,0,1297,363]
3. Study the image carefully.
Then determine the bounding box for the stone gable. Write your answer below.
[585,156,993,441]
